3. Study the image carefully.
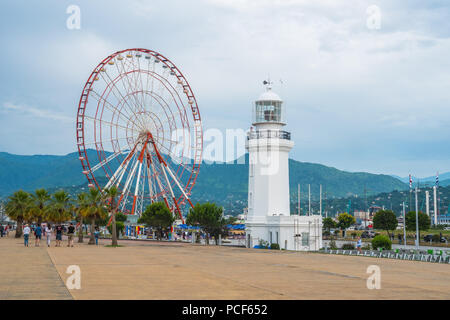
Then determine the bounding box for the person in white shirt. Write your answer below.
[23,224,31,247]
[45,224,52,247]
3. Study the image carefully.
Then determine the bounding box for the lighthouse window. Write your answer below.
[254,101,282,123]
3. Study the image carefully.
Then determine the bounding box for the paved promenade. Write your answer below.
[0,235,449,299]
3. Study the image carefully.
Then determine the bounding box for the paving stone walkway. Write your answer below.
[1,235,449,299]
[0,236,72,300]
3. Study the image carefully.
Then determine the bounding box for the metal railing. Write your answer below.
[247,129,291,140]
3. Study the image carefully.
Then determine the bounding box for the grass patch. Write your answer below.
[104,244,125,247]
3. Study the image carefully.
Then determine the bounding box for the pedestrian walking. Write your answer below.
[55,224,63,247]
[4,225,8,237]
[34,224,42,247]
[0,224,4,237]
[67,223,75,247]
[23,224,31,247]
[94,226,100,245]
[356,236,362,253]
[45,224,52,247]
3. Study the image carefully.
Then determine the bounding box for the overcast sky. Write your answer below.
[0,0,449,177]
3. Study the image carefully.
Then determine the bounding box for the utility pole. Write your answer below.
[415,187,419,249]
[402,201,406,247]
[433,186,438,225]
[308,184,311,216]
[319,184,322,217]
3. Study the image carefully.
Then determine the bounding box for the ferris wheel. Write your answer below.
[76,48,203,221]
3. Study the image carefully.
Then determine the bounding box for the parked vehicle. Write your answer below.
[423,234,447,243]
[361,231,376,239]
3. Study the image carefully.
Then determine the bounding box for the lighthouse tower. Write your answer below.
[247,82,294,221]
[245,81,322,251]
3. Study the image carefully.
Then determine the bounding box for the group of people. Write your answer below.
[0,225,10,237]
[22,223,76,247]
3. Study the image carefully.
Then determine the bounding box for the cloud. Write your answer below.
[0,0,450,176]
[2,102,72,123]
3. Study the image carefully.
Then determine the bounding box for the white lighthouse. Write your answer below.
[245,81,322,251]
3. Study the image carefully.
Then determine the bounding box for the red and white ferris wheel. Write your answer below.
[76,48,202,221]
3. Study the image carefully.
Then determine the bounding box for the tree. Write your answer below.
[405,211,430,240]
[86,188,107,245]
[186,202,226,245]
[371,235,392,250]
[47,190,72,224]
[323,217,337,231]
[138,202,174,241]
[337,213,355,233]
[373,210,398,237]
[103,186,120,246]
[29,189,51,225]
[116,212,127,223]
[74,192,89,243]
[5,190,30,238]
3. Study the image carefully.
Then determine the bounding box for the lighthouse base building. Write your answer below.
[245,82,322,251]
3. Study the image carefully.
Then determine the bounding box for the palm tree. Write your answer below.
[47,190,72,224]
[29,189,51,225]
[74,192,89,243]
[5,190,31,238]
[86,188,107,245]
[103,186,120,246]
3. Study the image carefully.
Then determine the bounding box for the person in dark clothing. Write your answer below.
[35,224,42,246]
[55,224,64,247]
[67,223,75,247]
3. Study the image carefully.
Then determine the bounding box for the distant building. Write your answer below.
[431,213,450,225]
[369,206,382,219]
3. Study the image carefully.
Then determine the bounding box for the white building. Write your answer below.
[245,82,322,251]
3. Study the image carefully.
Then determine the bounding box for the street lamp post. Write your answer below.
[415,187,419,250]
[402,201,407,248]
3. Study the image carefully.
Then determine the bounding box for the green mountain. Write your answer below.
[0,151,408,214]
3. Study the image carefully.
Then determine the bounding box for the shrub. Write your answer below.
[341,243,355,250]
[371,235,392,250]
[270,243,280,250]
[323,230,331,237]
[329,240,337,250]
[258,239,269,249]
[350,232,357,239]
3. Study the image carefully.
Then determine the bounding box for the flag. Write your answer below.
[409,174,412,190]
[436,172,439,187]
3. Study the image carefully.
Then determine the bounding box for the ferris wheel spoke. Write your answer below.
[132,56,146,110]
[102,69,147,130]
[89,89,138,128]
[103,64,145,128]
[83,135,138,147]
[116,60,146,117]
[91,150,129,173]
[148,133,187,221]
[147,146,169,205]
[130,134,150,215]
[104,141,139,190]
[118,151,141,212]
[84,115,135,133]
